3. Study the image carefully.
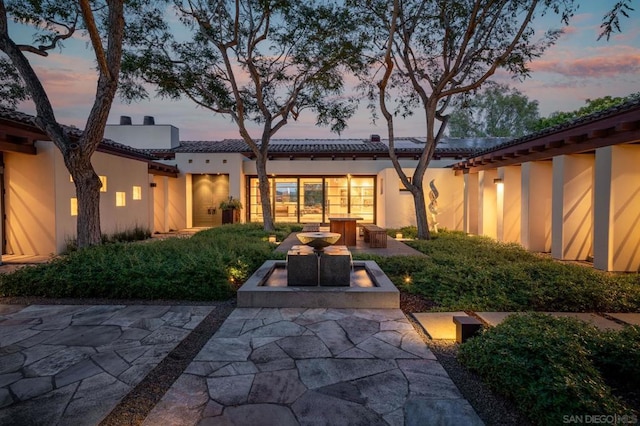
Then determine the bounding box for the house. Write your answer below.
[0,109,178,256]
[1,98,638,272]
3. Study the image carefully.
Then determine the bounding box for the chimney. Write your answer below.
[370,134,381,142]
[143,116,155,125]
[120,115,132,125]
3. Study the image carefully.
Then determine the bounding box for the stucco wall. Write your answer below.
[5,142,158,255]
[378,168,464,230]
[4,143,57,255]
[104,124,179,150]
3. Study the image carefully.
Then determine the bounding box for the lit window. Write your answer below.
[70,198,77,216]
[100,176,107,192]
[116,192,126,207]
[69,175,74,183]
[132,186,142,200]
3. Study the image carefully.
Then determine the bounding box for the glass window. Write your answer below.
[132,186,142,200]
[274,178,298,223]
[299,178,324,223]
[247,176,376,223]
[70,198,77,216]
[116,191,126,207]
[350,177,375,223]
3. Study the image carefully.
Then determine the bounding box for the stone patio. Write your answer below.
[143,307,483,426]
[0,304,213,425]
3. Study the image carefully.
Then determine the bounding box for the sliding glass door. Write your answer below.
[247,176,375,224]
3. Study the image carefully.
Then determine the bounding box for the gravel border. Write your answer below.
[405,313,531,426]
[99,299,236,426]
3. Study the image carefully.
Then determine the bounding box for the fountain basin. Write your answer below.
[237,260,399,309]
[296,232,341,251]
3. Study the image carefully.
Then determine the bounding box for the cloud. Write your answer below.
[529,49,640,77]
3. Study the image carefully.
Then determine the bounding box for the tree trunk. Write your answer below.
[411,183,431,240]
[255,155,275,231]
[67,154,102,247]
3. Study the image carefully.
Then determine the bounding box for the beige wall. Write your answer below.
[378,168,464,230]
[498,166,522,244]
[4,143,57,255]
[552,154,594,261]
[478,169,498,238]
[463,173,479,234]
[594,145,640,271]
[167,174,187,230]
[90,151,151,241]
[5,141,157,255]
[521,161,553,252]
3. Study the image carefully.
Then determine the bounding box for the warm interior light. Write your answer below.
[116,191,126,207]
[100,176,108,192]
[70,198,77,216]
[132,186,142,200]
[396,233,403,239]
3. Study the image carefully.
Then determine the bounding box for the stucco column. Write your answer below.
[478,169,498,239]
[551,154,594,261]
[463,173,479,234]
[497,166,521,243]
[521,161,552,252]
[593,145,640,272]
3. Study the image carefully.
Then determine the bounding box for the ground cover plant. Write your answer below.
[377,229,640,312]
[458,313,639,425]
[0,223,299,300]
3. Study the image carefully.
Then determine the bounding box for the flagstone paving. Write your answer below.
[143,307,483,426]
[0,304,213,426]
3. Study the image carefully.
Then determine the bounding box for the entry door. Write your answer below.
[192,174,229,227]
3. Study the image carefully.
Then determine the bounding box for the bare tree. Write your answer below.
[0,0,125,248]
[357,0,575,239]
[121,0,362,231]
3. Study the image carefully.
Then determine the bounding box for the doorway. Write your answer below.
[192,174,229,227]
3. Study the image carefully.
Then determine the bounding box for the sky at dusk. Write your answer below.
[8,2,640,141]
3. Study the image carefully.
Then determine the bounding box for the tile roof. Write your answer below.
[174,137,508,156]
[470,97,640,158]
[0,108,156,161]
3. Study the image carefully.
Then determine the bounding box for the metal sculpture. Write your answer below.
[428,179,439,233]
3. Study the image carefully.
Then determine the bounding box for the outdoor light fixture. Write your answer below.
[396,233,403,239]
[268,235,277,243]
[493,178,503,184]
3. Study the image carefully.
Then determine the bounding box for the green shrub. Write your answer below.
[589,325,640,394]
[64,225,152,253]
[458,313,634,425]
[0,223,296,301]
[375,231,640,312]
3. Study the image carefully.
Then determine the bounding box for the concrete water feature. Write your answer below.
[237,232,399,309]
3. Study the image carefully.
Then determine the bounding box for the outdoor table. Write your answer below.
[328,214,363,246]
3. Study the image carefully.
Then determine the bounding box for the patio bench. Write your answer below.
[302,223,320,232]
[362,224,388,248]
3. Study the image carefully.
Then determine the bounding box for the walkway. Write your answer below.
[0,304,214,425]
[143,307,482,426]
[0,303,483,425]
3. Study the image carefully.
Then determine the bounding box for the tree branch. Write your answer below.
[80,0,109,80]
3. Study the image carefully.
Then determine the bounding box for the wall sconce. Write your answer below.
[493,178,503,185]
[268,235,277,243]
